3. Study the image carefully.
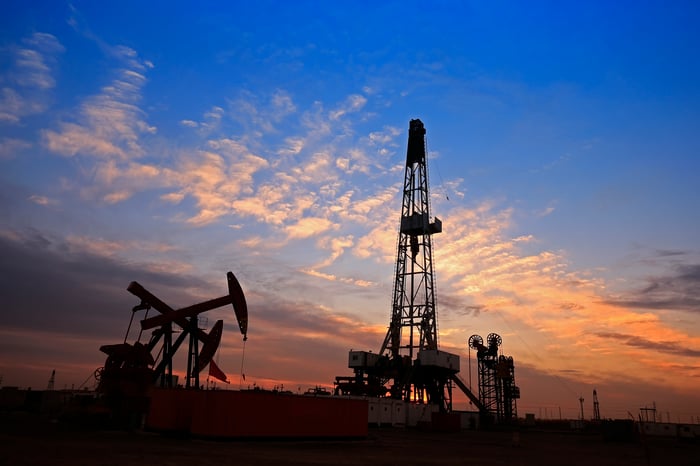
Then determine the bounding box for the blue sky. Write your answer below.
[1,1,699,420]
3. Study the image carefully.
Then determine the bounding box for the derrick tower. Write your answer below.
[335,119,461,412]
[336,120,517,419]
[379,119,454,407]
[380,118,442,359]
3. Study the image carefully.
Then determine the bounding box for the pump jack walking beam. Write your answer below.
[131,271,248,340]
[127,281,209,341]
[126,271,246,388]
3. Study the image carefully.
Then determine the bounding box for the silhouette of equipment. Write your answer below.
[468,333,520,423]
[96,271,248,423]
[334,119,484,415]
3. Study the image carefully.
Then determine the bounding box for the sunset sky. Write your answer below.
[1,1,699,421]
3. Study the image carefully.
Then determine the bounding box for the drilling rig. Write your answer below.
[335,119,464,412]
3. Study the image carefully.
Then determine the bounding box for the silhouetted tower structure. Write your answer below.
[640,402,657,423]
[468,333,520,423]
[579,396,585,420]
[47,369,55,391]
[379,119,445,403]
[593,389,601,421]
[380,119,442,361]
[336,119,461,412]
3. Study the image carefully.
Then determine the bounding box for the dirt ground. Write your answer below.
[1,411,699,466]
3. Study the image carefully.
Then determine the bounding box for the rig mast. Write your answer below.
[336,119,461,411]
[380,118,442,360]
[379,119,451,406]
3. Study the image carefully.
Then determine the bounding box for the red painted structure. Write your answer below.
[147,388,368,438]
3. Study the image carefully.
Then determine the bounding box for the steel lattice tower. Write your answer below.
[380,119,442,363]
[469,333,520,423]
[593,389,601,421]
[336,119,459,409]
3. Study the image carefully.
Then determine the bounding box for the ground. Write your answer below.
[1,411,699,466]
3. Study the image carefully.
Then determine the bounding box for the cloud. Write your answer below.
[292,151,335,182]
[228,90,297,134]
[329,94,367,120]
[0,88,25,124]
[353,221,396,263]
[0,32,63,124]
[605,263,700,313]
[277,137,305,156]
[184,92,394,235]
[28,195,58,206]
[595,332,700,358]
[653,248,687,257]
[165,90,399,232]
[537,205,556,217]
[180,119,198,128]
[511,362,700,420]
[181,106,224,134]
[368,126,401,146]
[75,159,166,204]
[0,229,204,336]
[529,153,573,174]
[172,142,269,226]
[302,268,339,282]
[0,228,236,388]
[438,293,486,317]
[42,53,155,160]
[285,217,337,239]
[407,200,700,397]
[351,188,399,262]
[20,54,700,395]
[0,223,389,389]
[0,138,32,159]
[339,147,374,175]
[349,186,396,219]
[44,123,130,159]
[219,290,386,387]
[15,33,65,89]
[271,89,296,115]
[313,235,354,268]
[300,101,333,138]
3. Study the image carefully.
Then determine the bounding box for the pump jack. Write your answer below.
[96,271,248,421]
